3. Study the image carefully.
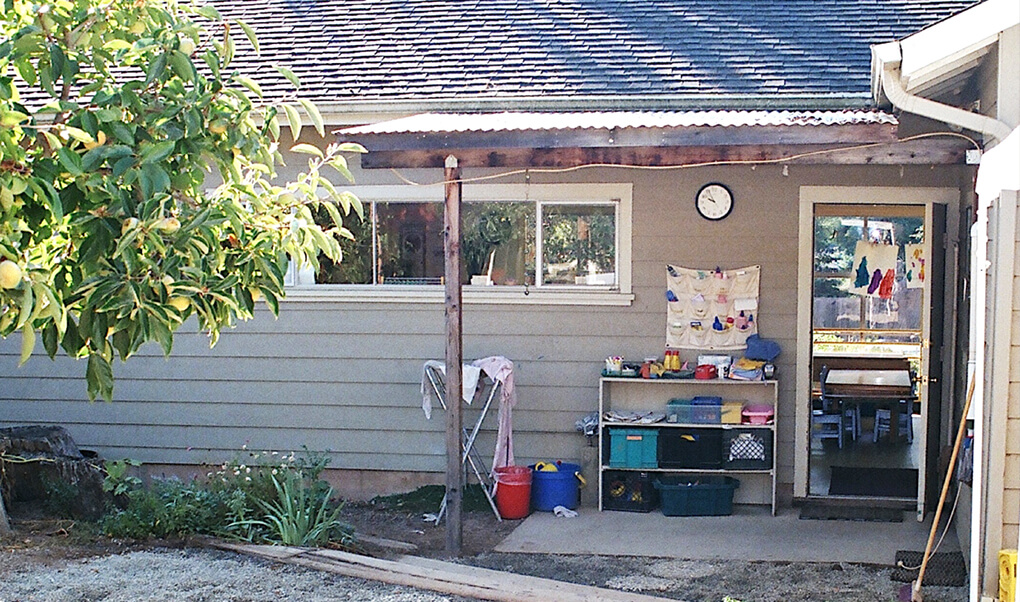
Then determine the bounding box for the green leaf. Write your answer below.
[140,140,175,164]
[56,147,83,176]
[103,39,133,52]
[145,52,168,86]
[63,126,94,144]
[19,326,35,366]
[274,65,300,88]
[168,50,196,82]
[148,311,173,356]
[196,5,222,20]
[235,19,260,54]
[290,143,323,158]
[42,322,59,358]
[234,75,263,98]
[112,155,136,177]
[80,111,99,136]
[283,104,301,141]
[0,110,29,127]
[86,353,114,402]
[335,142,367,154]
[49,43,66,83]
[297,98,324,137]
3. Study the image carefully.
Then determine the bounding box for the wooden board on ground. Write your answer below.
[210,541,673,602]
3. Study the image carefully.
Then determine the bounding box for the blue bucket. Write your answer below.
[530,462,584,511]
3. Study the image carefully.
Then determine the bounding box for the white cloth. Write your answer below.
[553,505,578,518]
[471,356,517,471]
[420,360,482,420]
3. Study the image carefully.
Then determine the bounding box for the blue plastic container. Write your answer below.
[530,462,583,511]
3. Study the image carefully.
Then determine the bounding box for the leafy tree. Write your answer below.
[0,0,363,403]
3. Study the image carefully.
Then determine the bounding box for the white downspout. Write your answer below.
[871,40,1011,602]
[872,42,1013,144]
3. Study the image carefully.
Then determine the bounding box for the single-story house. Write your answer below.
[3,0,1018,598]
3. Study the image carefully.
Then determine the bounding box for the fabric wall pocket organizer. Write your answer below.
[666,265,760,350]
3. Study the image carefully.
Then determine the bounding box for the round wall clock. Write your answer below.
[695,183,734,221]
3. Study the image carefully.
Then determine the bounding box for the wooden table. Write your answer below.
[822,369,915,443]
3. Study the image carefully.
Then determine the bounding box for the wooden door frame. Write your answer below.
[794,186,961,518]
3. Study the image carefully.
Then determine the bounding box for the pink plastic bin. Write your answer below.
[741,404,774,425]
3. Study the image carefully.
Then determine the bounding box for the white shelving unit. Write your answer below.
[598,377,778,515]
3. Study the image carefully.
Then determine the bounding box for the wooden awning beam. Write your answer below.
[359,137,968,169]
[348,123,899,152]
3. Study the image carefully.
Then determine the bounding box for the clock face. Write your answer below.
[695,183,733,221]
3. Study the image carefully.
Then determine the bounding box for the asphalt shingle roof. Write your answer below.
[218,0,981,108]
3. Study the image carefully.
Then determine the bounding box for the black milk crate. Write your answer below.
[602,470,658,512]
[722,428,772,470]
[658,429,723,469]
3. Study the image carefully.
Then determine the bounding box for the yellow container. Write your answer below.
[721,401,744,424]
[1001,549,1017,602]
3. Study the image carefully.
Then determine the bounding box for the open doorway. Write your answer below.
[807,203,943,512]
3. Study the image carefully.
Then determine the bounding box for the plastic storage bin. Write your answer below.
[602,470,658,512]
[690,396,722,423]
[654,475,740,516]
[721,401,744,424]
[608,428,658,468]
[722,428,772,470]
[658,429,723,469]
[742,404,775,424]
[666,398,694,423]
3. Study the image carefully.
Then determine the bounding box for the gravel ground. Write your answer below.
[0,507,969,602]
[0,543,970,602]
[0,547,476,602]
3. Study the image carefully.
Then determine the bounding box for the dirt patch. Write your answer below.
[340,497,522,559]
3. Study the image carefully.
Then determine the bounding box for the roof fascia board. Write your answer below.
[900,0,1019,84]
[317,94,872,125]
[902,42,993,95]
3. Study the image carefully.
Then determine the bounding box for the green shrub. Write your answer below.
[99,447,353,549]
[100,478,231,539]
[233,470,353,547]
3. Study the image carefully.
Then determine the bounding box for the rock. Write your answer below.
[0,425,109,520]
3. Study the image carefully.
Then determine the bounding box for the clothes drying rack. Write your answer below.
[423,363,503,523]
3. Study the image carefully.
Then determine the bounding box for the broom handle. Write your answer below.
[914,374,976,597]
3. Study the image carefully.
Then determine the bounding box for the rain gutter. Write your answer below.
[871,41,1011,144]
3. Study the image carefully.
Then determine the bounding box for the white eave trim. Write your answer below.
[900,0,1019,87]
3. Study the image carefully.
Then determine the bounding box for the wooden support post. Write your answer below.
[443,155,463,557]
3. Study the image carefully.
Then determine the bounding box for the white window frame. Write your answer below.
[285,183,633,306]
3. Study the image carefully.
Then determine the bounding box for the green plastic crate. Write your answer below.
[608,428,658,468]
[654,475,740,516]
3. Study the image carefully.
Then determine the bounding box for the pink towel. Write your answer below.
[471,356,516,470]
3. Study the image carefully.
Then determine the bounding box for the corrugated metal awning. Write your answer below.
[340,110,898,136]
[336,109,972,169]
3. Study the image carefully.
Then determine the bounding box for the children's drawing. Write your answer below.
[850,241,898,299]
[905,243,925,289]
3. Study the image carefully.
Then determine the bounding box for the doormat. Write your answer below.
[891,551,967,586]
[798,504,903,522]
[828,466,918,498]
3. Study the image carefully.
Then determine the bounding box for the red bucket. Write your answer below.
[493,465,532,519]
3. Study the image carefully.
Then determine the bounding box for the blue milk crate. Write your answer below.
[608,428,658,468]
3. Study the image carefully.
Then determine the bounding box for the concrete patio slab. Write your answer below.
[494,507,959,565]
